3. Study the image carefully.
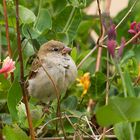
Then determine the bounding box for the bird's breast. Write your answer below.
[28,54,77,102]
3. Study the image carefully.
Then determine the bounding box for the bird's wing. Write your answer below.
[28,58,42,79]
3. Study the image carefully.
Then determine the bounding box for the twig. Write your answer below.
[2,0,12,58]
[26,28,66,139]
[36,135,116,140]
[102,51,110,140]
[115,0,138,29]
[124,30,140,47]
[98,128,114,140]
[38,58,67,139]
[95,0,104,72]
[101,0,112,139]
[95,47,103,72]
[77,45,97,69]
[37,115,93,136]
[15,0,35,140]
[96,0,103,46]
[115,28,140,52]
[65,114,83,139]
[3,0,14,81]
[77,0,138,69]
[105,51,109,105]
[26,26,66,138]
[77,126,95,139]
[84,116,98,140]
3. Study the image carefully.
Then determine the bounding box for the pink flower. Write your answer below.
[107,24,125,59]
[106,24,117,58]
[128,21,137,35]
[107,39,117,58]
[107,24,116,40]
[128,21,140,43]
[0,56,16,78]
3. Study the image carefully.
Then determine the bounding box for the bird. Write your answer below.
[27,40,77,103]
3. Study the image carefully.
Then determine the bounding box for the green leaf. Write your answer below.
[135,121,140,139]
[22,24,40,39]
[114,122,135,140]
[96,97,140,126]
[52,0,67,15]
[61,95,78,110]
[133,45,140,62]
[34,9,52,33]
[0,75,11,93]
[124,69,135,97]
[64,120,75,133]
[22,39,35,57]
[90,72,106,98]
[120,50,135,65]
[30,106,44,128]
[56,32,69,44]
[3,125,30,140]
[71,47,77,61]
[7,79,22,121]
[53,6,82,43]
[19,5,36,24]
[0,75,11,102]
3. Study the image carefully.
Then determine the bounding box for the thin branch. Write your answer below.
[98,128,114,140]
[3,0,14,81]
[96,0,103,46]
[26,28,66,139]
[124,30,140,46]
[65,114,83,139]
[105,51,109,105]
[15,0,35,140]
[84,116,98,140]
[95,47,103,72]
[104,1,112,139]
[116,30,140,50]
[101,0,112,139]
[2,0,12,57]
[115,0,138,29]
[36,135,116,140]
[38,58,67,139]
[77,45,97,69]
[95,0,104,72]
[37,115,93,136]
[77,126,95,139]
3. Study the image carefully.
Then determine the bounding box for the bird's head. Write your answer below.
[38,40,72,57]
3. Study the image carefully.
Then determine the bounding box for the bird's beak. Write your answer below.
[62,47,72,55]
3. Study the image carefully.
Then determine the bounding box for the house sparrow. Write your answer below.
[27,40,77,103]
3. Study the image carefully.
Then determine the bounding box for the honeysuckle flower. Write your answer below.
[128,21,140,35]
[128,21,140,43]
[77,72,90,98]
[0,56,15,78]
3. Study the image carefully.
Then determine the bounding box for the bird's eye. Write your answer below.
[53,48,59,51]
